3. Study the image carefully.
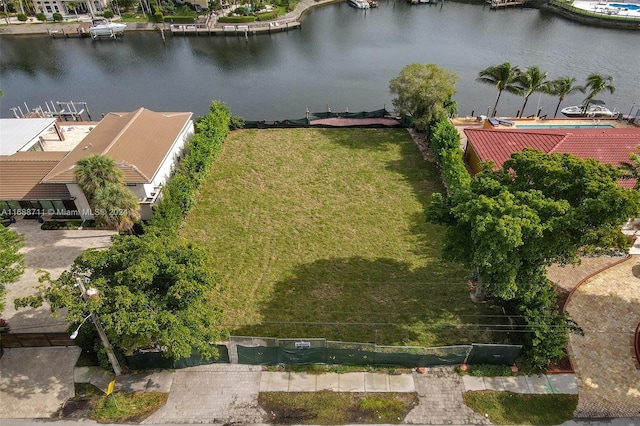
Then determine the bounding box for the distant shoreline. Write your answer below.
[0,0,342,36]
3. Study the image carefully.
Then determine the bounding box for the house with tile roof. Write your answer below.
[0,108,194,221]
[464,127,640,189]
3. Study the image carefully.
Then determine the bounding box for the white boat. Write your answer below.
[349,0,371,8]
[88,18,126,38]
[561,100,615,118]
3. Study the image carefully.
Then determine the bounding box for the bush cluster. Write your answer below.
[429,119,471,195]
[148,101,231,231]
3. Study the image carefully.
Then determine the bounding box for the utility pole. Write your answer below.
[76,277,122,376]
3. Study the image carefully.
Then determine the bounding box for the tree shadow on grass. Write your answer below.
[231,256,507,347]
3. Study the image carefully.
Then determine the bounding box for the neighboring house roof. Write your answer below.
[42,108,192,184]
[464,128,640,188]
[0,118,58,155]
[0,152,71,200]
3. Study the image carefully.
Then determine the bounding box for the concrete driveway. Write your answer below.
[1,219,115,333]
[566,256,640,417]
[0,346,81,418]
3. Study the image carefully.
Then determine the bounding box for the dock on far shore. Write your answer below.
[487,0,526,8]
[48,22,90,38]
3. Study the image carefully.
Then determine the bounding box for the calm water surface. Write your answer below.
[1,2,639,119]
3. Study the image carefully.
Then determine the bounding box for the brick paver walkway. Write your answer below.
[404,367,490,425]
[566,256,640,417]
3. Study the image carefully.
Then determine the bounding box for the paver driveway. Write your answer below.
[566,256,640,417]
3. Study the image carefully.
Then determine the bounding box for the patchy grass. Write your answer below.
[463,391,578,425]
[92,392,168,423]
[182,128,506,346]
[259,391,417,424]
[264,364,411,375]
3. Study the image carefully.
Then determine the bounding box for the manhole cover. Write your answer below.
[61,399,90,418]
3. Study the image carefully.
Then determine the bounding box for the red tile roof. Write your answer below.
[465,128,640,188]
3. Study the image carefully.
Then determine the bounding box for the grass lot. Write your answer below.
[463,391,578,425]
[181,128,506,346]
[259,391,418,424]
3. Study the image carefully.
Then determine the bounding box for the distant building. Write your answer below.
[33,0,108,17]
[0,108,194,221]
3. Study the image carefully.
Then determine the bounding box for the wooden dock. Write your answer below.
[48,22,91,38]
[487,0,526,8]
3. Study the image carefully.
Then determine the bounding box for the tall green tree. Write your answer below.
[514,65,550,118]
[427,149,640,366]
[582,73,615,111]
[15,232,226,361]
[389,63,458,132]
[476,62,521,117]
[93,182,140,232]
[548,76,584,118]
[0,226,25,311]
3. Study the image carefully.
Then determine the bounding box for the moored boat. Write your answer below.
[349,0,371,8]
[561,100,615,118]
[88,18,126,39]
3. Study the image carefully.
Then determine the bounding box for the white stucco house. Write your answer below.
[0,108,194,221]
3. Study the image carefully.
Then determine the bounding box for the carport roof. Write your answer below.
[0,118,58,155]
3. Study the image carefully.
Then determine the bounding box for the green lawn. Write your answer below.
[181,128,505,346]
[463,391,578,425]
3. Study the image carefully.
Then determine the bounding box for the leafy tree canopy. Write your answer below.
[15,232,226,360]
[389,63,458,132]
[427,148,640,300]
[0,226,25,311]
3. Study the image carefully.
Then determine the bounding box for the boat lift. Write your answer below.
[10,100,92,121]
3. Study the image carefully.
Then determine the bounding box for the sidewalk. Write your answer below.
[74,365,579,425]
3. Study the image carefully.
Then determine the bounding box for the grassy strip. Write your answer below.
[463,391,578,425]
[259,391,417,424]
[181,128,505,346]
[92,392,168,423]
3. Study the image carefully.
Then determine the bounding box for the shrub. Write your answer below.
[255,11,278,21]
[163,15,196,23]
[17,13,28,21]
[35,12,46,21]
[52,12,63,21]
[103,10,114,18]
[233,6,248,15]
[149,101,230,231]
[229,115,245,130]
[154,11,164,22]
[218,15,255,23]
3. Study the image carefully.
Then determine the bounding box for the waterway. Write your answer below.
[0,1,638,120]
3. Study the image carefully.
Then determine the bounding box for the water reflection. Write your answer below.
[0,1,638,119]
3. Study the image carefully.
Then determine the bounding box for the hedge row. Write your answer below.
[255,11,278,21]
[218,16,256,23]
[163,15,197,23]
[149,101,231,231]
[429,119,470,195]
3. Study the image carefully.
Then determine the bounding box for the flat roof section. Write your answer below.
[0,118,58,155]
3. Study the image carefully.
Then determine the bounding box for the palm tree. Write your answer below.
[93,182,140,232]
[74,154,124,204]
[513,66,550,118]
[476,62,522,117]
[582,73,615,113]
[548,77,585,118]
[66,1,80,20]
[619,148,640,190]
